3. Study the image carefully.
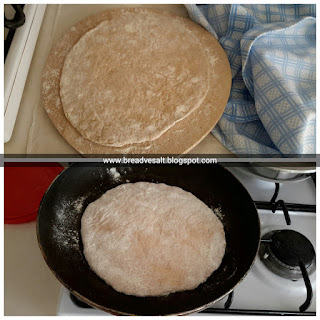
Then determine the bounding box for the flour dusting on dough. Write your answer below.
[59,10,210,147]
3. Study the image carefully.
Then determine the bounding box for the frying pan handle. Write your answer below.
[299,261,312,312]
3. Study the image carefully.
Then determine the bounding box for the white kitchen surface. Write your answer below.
[4,4,233,156]
[4,222,61,315]
[4,4,46,143]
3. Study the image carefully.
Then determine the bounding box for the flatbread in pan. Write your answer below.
[81,182,226,296]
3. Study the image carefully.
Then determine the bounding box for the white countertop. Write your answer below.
[4,222,61,315]
[4,4,233,156]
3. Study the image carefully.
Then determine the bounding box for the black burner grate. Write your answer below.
[270,230,315,268]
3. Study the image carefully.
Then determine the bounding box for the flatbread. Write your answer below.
[42,8,232,154]
[81,182,226,296]
[60,10,209,147]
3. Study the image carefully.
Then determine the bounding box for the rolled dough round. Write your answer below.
[42,8,232,154]
[81,182,226,296]
[60,10,209,147]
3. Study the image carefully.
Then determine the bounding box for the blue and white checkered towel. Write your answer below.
[185,4,316,156]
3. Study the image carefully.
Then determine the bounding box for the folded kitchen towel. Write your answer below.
[185,4,316,156]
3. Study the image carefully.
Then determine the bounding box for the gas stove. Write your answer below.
[56,165,316,316]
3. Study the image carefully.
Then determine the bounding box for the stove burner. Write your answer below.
[259,230,315,280]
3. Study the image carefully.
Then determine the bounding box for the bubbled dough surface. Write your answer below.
[60,10,209,147]
[81,182,226,296]
[42,8,232,154]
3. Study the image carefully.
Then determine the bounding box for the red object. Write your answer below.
[4,163,64,224]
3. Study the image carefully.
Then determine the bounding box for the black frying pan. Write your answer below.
[37,163,260,316]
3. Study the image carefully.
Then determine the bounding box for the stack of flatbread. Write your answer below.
[42,8,231,155]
